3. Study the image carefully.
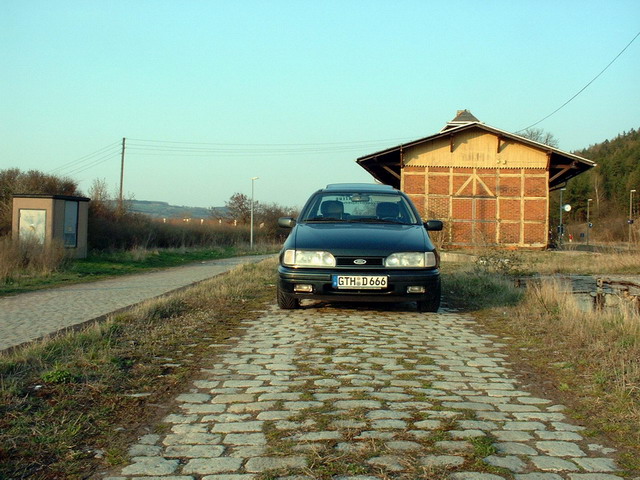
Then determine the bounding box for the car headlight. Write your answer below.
[283,249,336,267]
[385,252,437,268]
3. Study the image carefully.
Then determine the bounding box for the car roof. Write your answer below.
[323,183,396,192]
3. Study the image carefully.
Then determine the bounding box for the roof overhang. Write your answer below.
[356,122,596,190]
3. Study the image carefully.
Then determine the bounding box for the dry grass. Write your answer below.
[524,279,639,394]
[0,236,68,284]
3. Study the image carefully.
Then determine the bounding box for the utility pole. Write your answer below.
[250,176,259,249]
[119,137,126,214]
[586,198,592,246]
[558,187,566,249]
[630,189,636,249]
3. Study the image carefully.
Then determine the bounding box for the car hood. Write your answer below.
[288,222,434,255]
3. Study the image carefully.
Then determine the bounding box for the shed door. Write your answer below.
[63,201,79,248]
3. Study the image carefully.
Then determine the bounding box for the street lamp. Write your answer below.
[630,189,637,249]
[586,198,592,246]
[250,177,259,249]
[558,187,566,249]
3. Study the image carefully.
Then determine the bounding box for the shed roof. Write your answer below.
[356,118,596,190]
[13,193,91,202]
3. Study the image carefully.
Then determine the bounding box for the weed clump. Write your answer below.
[41,366,79,384]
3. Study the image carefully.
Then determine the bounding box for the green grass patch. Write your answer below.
[442,269,523,311]
[470,435,497,458]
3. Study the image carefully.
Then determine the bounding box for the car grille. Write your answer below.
[335,257,384,267]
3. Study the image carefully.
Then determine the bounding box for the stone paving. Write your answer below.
[102,303,627,480]
[0,255,272,352]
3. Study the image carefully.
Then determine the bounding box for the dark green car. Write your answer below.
[277,183,443,312]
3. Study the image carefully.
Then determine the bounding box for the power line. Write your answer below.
[517,29,640,132]
[62,151,121,176]
[126,136,417,147]
[44,134,419,180]
[121,136,417,158]
[124,145,382,156]
[49,141,121,175]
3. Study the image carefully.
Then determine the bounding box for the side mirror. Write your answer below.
[278,217,296,228]
[424,220,443,231]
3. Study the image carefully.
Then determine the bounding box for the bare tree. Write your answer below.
[255,202,298,234]
[88,178,113,213]
[519,128,560,148]
[225,193,252,224]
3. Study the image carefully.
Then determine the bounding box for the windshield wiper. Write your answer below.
[348,218,406,224]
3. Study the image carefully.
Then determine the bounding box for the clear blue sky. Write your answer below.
[2,1,639,209]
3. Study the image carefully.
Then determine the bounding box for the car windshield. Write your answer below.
[300,192,418,225]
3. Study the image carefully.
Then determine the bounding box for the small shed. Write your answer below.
[357,111,596,248]
[12,194,90,258]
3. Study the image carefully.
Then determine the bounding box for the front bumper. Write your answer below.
[277,265,440,303]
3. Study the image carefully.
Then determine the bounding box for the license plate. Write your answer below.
[332,275,388,289]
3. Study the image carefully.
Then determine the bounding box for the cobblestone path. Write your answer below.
[104,305,624,480]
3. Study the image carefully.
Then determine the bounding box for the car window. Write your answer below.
[301,193,418,224]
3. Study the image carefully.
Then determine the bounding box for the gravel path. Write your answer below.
[103,303,625,480]
[0,255,272,352]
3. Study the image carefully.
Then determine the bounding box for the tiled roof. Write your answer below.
[440,109,481,132]
[452,109,480,123]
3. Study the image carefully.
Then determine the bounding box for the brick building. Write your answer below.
[357,111,595,248]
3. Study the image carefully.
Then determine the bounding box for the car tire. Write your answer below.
[277,285,300,309]
[417,282,441,313]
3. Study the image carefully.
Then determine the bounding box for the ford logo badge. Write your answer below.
[353,259,367,265]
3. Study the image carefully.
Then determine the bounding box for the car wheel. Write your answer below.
[277,284,300,309]
[417,282,441,313]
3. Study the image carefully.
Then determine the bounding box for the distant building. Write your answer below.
[357,110,596,248]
